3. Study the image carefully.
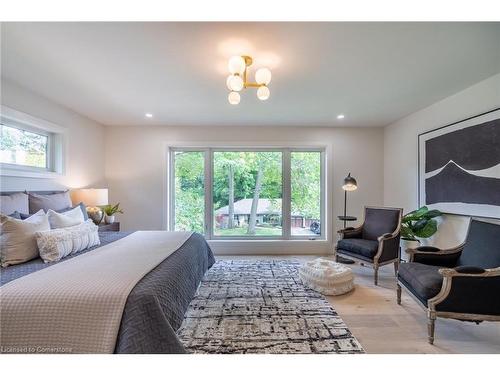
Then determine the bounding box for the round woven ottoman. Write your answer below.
[299,258,354,296]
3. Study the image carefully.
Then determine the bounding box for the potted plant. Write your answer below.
[401,206,442,257]
[102,203,123,224]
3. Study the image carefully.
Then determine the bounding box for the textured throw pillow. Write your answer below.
[47,206,85,229]
[0,192,29,215]
[28,191,72,214]
[0,210,50,267]
[36,220,100,263]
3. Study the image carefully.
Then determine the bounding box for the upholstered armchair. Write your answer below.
[397,219,500,344]
[335,206,403,285]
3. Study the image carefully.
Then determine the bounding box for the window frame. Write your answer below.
[0,106,65,178]
[169,146,326,241]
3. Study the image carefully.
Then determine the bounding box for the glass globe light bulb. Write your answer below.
[255,68,272,85]
[228,56,246,75]
[228,75,244,92]
[226,75,234,90]
[257,86,270,101]
[228,91,241,105]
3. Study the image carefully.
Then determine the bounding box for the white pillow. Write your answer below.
[0,210,50,267]
[47,206,85,229]
[36,220,100,263]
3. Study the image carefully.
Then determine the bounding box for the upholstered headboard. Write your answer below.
[0,191,66,196]
[0,190,69,215]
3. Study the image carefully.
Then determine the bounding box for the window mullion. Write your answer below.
[321,150,326,241]
[204,149,213,240]
[169,149,175,231]
[282,149,291,240]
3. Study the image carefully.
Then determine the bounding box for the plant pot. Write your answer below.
[105,215,115,224]
[400,239,420,262]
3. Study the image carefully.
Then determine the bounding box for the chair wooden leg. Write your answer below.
[428,317,436,345]
[374,265,379,286]
[393,261,399,276]
[397,283,402,305]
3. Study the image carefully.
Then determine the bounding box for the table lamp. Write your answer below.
[71,188,108,224]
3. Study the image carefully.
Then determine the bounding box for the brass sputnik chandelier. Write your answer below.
[226,55,272,105]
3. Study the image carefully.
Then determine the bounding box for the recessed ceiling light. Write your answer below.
[337,114,345,120]
[145,113,153,118]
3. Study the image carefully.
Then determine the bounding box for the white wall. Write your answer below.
[384,73,500,249]
[105,125,384,254]
[0,80,106,191]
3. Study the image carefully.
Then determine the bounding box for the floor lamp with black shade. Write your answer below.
[340,173,358,227]
[337,173,358,264]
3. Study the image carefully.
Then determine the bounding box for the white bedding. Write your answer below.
[0,230,192,353]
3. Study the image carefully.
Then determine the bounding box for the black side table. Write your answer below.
[338,215,357,228]
[98,222,120,232]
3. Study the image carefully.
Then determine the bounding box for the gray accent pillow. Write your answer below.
[0,192,29,215]
[8,211,22,219]
[28,191,72,214]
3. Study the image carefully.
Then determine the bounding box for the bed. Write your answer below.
[0,191,215,354]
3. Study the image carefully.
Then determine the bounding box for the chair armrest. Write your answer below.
[374,232,401,263]
[429,267,500,316]
[405,245,456,256]
[337,225,362,239]
[338,226,355,233]
[406,244,464,266]
[453,266,486,274]
[439,266,500,278]
[377,232,401,242]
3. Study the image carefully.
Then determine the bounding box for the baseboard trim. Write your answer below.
[209,240,334,255]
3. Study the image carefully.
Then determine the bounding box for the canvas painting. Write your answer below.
[418,108,500,219]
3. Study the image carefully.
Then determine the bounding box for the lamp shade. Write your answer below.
[71,188,108,206]
[342,173,357,191]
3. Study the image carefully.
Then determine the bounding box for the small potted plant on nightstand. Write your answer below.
[102,203,123,224]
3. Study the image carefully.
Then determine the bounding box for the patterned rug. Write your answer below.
[177,260,364,354]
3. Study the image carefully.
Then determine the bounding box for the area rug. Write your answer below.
[177,259,364,354]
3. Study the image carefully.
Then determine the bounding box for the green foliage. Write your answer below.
[0,125,47,168]
[102,203,124,216]
[174,151,322,234]
[174,151,205,233]
[291,152,321,220]
[213,151,282,210]
[401,206,442,242]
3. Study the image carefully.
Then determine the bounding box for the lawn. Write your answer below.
[215,225,282,236]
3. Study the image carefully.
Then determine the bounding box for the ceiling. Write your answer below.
[1,22,499,127]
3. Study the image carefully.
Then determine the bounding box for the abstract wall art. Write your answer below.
[418,108,500,219]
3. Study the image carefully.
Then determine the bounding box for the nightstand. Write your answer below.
[98,222,120,232]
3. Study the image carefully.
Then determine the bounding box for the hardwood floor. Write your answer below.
[217,255,500,354]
